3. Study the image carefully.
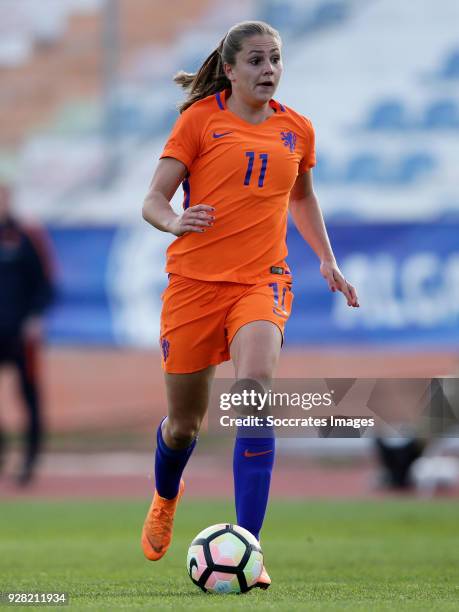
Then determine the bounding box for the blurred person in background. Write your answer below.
[374,376,459,492]
[0,183,55,485]
[374,436,426,490]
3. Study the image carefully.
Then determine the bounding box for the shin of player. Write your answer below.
[231,321,280,542]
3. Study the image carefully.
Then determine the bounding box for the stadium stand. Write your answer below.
[345,153,381,185]
[0,0,81,67]
[438,48,459,80]
[258,0,353,37]
[314,152,436,186]
[0,0,212,147]
[367,99,459,131]
[3,0,458,223]
[278,0,459,220]
[396,153,436,185]
[366,100,410,131]
[423,100,459,130]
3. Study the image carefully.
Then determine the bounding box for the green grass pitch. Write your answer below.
[1,498,458,610]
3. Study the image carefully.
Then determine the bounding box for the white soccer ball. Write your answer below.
[186,523,263,594]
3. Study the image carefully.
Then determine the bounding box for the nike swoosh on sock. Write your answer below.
[244,449,273,458]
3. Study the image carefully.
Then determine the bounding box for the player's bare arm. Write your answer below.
[142,157,215,236]
[289,170,359,307]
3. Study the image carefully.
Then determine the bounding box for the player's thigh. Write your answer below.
[230,321,282,382]
[227,279,293,382]
[164,365,216,436]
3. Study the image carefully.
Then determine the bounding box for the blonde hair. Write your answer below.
[174,21,281,113]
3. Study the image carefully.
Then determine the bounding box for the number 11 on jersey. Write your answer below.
[244,152,269,188]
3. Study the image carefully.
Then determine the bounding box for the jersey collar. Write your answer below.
[215,89,285,113]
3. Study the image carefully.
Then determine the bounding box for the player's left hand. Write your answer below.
[320,260,359,307]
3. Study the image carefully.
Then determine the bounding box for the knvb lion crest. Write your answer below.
[280,131,297,153]
[161,337,170,362]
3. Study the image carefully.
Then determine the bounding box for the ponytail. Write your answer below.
[174,37,230,113]
[174,21,281,113]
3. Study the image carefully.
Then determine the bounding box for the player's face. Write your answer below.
[226,35,282,105]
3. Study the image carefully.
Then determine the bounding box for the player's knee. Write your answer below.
[167,420,200,448]
[237,367,273,387]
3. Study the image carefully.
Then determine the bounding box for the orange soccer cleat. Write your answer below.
[141,479,185,561]
[253,565,271,590]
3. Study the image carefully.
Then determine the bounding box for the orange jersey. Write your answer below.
[160,89,316,283]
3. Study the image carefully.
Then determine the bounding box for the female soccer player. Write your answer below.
[141,21,359,588]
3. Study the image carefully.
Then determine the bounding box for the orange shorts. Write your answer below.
[159,273,294,373]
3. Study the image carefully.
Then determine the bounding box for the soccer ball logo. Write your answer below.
[187,524,263,593]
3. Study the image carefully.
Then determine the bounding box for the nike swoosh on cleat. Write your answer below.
[145,533,164,553]
[152,545,164,553]
[244,449,273,458]
[213,131,232,138]
[149,539,164,554]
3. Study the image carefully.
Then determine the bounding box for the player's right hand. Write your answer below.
[168,204,215,236]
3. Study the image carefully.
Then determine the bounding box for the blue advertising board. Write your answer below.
[286,222,459,346]
[45,223,459,347]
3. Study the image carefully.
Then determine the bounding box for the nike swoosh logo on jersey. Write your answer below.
[213,131,232,138]
[244,449,273,458]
